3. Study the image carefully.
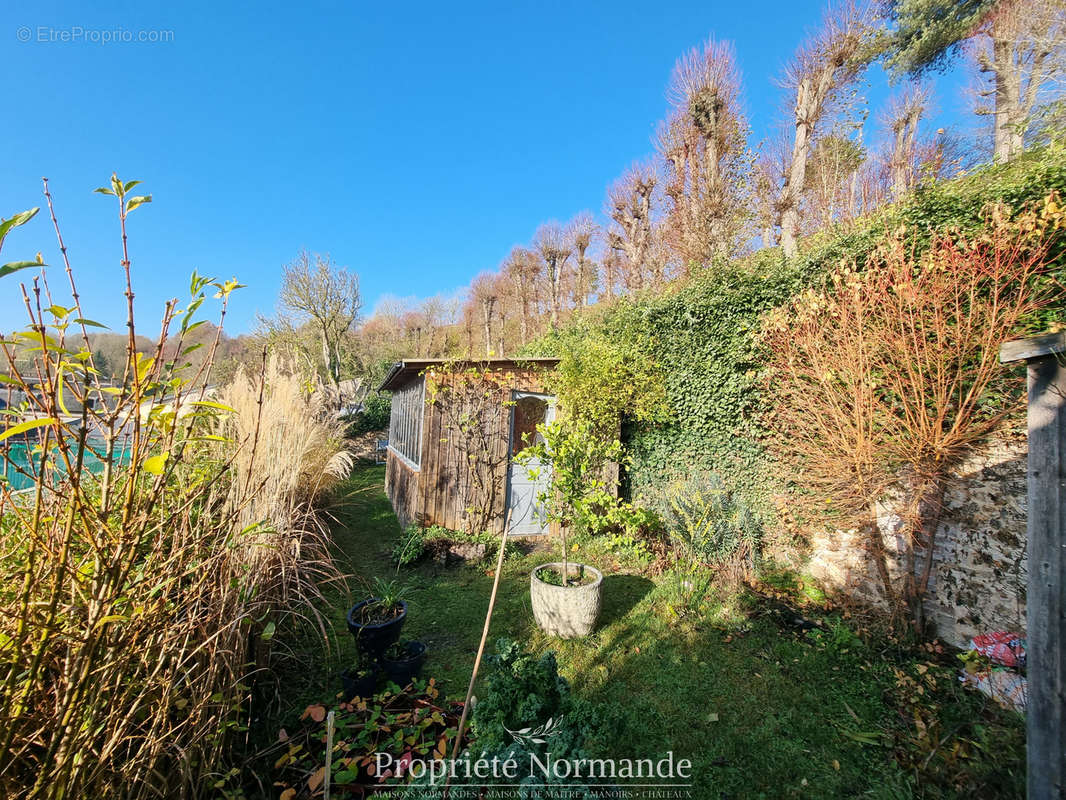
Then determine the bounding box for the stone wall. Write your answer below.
[807,431,1028,648]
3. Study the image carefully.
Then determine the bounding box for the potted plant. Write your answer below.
[346,578,408,658]
[381,640,428,687]
[517,418,618,638]
[340,664,379,702]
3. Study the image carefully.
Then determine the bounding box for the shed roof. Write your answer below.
[378,357,560,392]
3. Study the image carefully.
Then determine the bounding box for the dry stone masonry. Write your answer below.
[807,432,1028,648]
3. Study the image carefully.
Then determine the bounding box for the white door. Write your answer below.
[507,392,555,535]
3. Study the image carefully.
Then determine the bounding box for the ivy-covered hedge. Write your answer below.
[533,145,1066,531]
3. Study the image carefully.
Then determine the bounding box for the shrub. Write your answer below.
[530,145,1066,541]
[764,197,1064,632]
[662,472,762,567]
[0,178,348,799]
[347,391,391,435]
[392,524,427,566]
[391,524,508,567]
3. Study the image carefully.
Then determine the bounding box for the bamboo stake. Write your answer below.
[446,507,513,790]
[324,709,335,800]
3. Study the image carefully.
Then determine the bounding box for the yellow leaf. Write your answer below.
[0,417,57,443]
[143,454,168,475]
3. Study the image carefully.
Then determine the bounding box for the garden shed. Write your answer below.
[378,358,561,536]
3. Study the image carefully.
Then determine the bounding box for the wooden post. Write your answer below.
[1001,331,1066,799]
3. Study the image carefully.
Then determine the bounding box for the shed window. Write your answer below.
[389,377,424,468]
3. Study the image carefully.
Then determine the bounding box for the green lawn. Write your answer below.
[266,465,1026,799]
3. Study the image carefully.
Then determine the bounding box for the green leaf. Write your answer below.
[93,187,116,196]
[0,261,45,278]
[72,318,108,329]
[261,621,276,641]
[190,400,237,414]
[0,208,39,249]
[125,195,152,214]
[143,454,168,475]
[0,417,58,443]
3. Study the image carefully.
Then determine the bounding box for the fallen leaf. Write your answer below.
[302,704,327,723]
[280,789,296,800]
[307,766,326,792]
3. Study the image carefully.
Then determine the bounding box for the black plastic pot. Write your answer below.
[340,667,379,702]
[346,598,407,658]
[381,640,427,687]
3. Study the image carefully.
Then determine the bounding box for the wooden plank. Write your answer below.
[1026,353,1066,800]
[425,397,441,527]
[1001,332,1066,364]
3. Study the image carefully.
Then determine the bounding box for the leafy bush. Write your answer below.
[578,489,662,561]
[531,145,1066,547]
[0,178,348,798]
[391,523,505,567]
[663,472,761,567]
[392,524,427,566]
[347,391,391,435]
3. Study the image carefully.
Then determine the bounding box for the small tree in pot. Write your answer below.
[517,417,621,637]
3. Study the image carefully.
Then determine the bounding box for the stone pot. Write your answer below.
[530,563,603,638]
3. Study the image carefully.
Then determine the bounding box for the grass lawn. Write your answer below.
[265,465,1025,799]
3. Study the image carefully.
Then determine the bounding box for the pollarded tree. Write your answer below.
[884,84,929,198]
[804,133,867,228]
[658,37,752,269]
[884,0,1066,161]
[605,163,658,291]
[470,272,499,357]
[777,1,875,257]
[569,212,599,308]
[276,251,361,387]
[534,222,572,330]
[503,246,541,346]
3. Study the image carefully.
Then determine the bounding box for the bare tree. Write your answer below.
[805,133,867,228]
[470,272,499,357]
[534,222,572,330]
[503,246,541,346]
[277,251,361,387]
[973,0,1066,161]
[568,212,599,307]
[885,84,929,198]
[659,37,751,268]
[777,2,874,257]
[606,163,658,291]
[885,0,1066,162]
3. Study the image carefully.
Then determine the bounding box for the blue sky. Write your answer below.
[2,1,972,334]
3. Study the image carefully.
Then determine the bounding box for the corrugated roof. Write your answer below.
[377,357,560,392]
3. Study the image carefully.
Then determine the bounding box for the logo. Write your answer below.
[503,716,563,747]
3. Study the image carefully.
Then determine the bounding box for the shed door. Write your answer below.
[506,392,555,535]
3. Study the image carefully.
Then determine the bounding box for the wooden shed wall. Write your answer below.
[390,365,552,535]
[385,449,419,528]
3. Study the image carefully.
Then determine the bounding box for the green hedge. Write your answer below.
[533,145,1066,526]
